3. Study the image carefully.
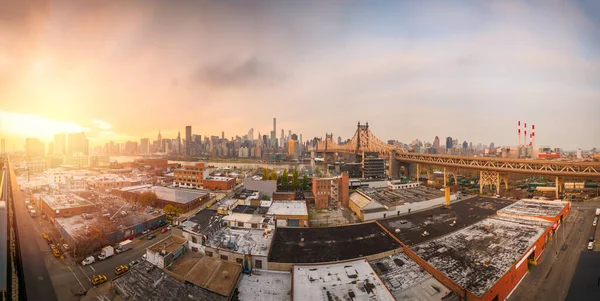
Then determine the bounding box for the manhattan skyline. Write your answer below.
[1,0,599,149]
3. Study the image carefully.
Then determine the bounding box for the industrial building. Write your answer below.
[38,193,96,219]
[410,216,555,300]
[312,173,349,209]
[112,260,226,301]
[203,176,236,190]
[266,200,308,227]
[268,222,401,269]
[182,209,225,253]
[349,185,455,221]
[293,259,395,301]
[369,253,455,300]
[203,227,273,270]
[146,235,187,269]
[234,270,291,301]
[173,162,209,189]
[362,155,386,179]
[242,176,277,198]
[115,185,210,212]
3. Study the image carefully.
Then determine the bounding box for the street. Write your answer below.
[509,199,600,301]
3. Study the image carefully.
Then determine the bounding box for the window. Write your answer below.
[287,219,300,227]
[255,260,262,269]
[191,236,198,243]
[251,223,258,229]
[220,255,228,260]
[236,258,243,263]
[237,222,244,227]
[205,251,213,257]
[191,247,198,252]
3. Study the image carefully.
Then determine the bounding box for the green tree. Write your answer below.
[292,168,300,190]
[261,194,271,201]
[139,191,157,207]
[281,169,289,189]
[262,168,269,180]
[301,174,309,190]
[270,169,278,181]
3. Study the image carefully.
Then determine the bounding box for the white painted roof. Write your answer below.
[267,201,307,216]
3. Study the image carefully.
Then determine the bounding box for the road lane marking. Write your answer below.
[89,265,95,272]
[78,266,91,281]
[68,266,86,290]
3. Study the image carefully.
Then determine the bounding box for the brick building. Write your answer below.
[173,162,208,189]
[203,176,236,191]
[115,185,210,212]
[266,201,308,227]
[38,193,97,219]
[311,173,349,209]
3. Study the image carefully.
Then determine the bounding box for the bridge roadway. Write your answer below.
[6,157,58,301]
[394,152,600,178]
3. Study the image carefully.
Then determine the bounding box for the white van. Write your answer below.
[594,217,598,227]
[588,242,594,251]
[26,205,34,212]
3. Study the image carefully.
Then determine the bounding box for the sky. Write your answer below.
[0,0,599,151]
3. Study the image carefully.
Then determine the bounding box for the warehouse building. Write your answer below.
[266,200,308,227]
[39,193,96,219]
[181,209,225,253]
[116,185,210,212]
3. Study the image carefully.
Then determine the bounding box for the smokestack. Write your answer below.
[531,124,535,148]
[524,123,527,146]
[518,121,521,147]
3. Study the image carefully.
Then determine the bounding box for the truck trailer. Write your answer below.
[116,240,133,253]
[98,246,114,260]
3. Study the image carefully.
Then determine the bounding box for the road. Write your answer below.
[509,199,600,301]
[8,163,58,301]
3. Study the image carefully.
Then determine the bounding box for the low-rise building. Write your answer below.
[173,162,208,189]
[203,176,236,190]
[267,201,308,227]
[312,173,349,209]
[116,185,210,212]
[39,193,96,219]
[146,235,187,269]
[181,209,225,253]
[349,186,456,221]
[242,176,277,198]
[235,270,291,301]
[293,259,395,301]
[204,227,273,270]
[66,176,86,192]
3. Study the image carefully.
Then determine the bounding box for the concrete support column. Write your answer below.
[426,170,431,183]
[416,164,420,183]
[496,174,501,195]
[452,170,458,186]
[555,176,560,199]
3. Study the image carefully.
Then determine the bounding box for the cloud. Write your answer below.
[92,119,112,130]
[192,57,286,88]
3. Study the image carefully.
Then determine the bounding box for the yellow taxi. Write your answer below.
[114,265,129,275]
[91,274,107,286]
[51,248,61,258]
[41,233,49,240]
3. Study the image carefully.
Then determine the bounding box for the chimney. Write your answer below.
[524,123,527,146]
[531,124,535,149]
[518,121,521,147]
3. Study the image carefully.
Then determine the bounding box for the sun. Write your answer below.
[0,111,88,141]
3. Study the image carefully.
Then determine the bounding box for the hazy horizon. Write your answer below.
[1,0,599,150]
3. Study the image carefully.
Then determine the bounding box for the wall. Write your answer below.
[272,192,296,201]
[203,178,236,190]
[274,214,309,228]
[203,246,269,270]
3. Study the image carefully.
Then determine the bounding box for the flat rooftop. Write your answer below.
[41,193,95,210]
[223,213,269,225]
[496,199,568,220]
[120,185,209,204]
[360,186,444,207]
[266,201,307,216]
[233,189,259,199]
[232,205,269,215]
[184,256,242,297]
[565,251,600,301]
[268,222,401,263]
[369,253,454,300]
[379,196,514,246]
[182,209,224,235]
[148,235,187,254]
[293,260,395,301]
[205,176,235,182]
[206,228,273,257]
[112,260,226,301]
[235,270,291,301]
[413,216,547,297]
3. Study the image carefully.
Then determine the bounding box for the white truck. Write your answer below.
[29,210,37,217]
[596,208,600,216]
[97,246,114,260]
[116,240,133,253]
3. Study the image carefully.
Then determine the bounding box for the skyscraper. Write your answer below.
[1,138,5,154]
[140,138,150,154]
[25,138,45,158]
[177,131,181,154]
[186,126,192,157]
[54,133,67,155]
[248,128,254,141]
[446,137,453,150]
[67,132,89,155]
[157,130,163,152]
[432,136,440,149]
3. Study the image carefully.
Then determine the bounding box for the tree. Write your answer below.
[292,168,300,190]
[164,204,177,214]
[301,174,309,191]
[281,169,289,189]
[270,169,278,181]
[139,191,157,207]
[262,168,269,180]
[261,194,271,201]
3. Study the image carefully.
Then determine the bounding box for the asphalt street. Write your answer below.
[9,164,58,301]
[509,199,600,301]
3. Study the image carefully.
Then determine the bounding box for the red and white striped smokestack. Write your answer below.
[518,121,521,147]
[532,124,535,149]
[524,123,527,146]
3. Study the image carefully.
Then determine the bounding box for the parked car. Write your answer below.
[142,229,150,235]
[91,274,107,286]
[52,248,61,258]
[128,260,140,268]
[160,228,169,233]
[589,236,595,242]
[41,233,49,240]
[588,241,595,251]
[114,265,129,276]
[82,256,95,266]
[147,233,157,240]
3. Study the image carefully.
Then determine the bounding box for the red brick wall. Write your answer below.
[273,192,295,201]
[203,178,235,190]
